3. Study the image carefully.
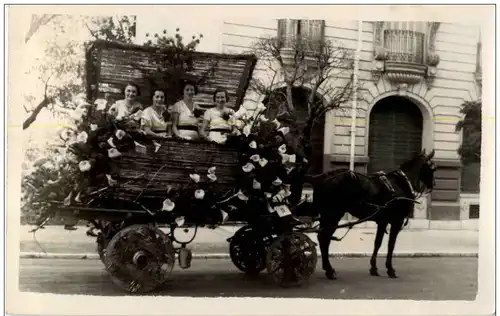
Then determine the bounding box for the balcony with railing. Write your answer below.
[372,21,441,86]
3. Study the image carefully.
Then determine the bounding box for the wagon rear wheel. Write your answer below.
[104,224,175,294]
[266,232,317,287]
[229,225,273,276]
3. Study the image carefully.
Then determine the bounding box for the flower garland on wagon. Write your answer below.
[25,97,308,228]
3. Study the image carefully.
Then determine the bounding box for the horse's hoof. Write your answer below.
[369,268,380,276]
[387,270,398,278]
[325,270,337,280]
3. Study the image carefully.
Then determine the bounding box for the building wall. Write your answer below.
[220,19,481,225]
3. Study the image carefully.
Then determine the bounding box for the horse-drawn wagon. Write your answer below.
[27,39,438,294]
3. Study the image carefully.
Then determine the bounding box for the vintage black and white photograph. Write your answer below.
[6,4,495,316]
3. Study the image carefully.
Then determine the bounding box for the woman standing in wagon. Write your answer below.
[171,80,202,140]
[141,89,171,139]
[199,88,235,143]
[107,82,144,119]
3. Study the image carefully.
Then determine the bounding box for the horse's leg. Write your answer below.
[317,214,343,280]
[386,218,404,278]
[369,222,387,276]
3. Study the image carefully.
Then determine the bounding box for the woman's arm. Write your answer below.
[171,112,186,139]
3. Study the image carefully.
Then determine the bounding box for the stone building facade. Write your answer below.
[220,20,482,229]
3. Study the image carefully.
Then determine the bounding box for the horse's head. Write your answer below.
[400,149,437,195]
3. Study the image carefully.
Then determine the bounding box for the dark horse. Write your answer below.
[296,149,437,280]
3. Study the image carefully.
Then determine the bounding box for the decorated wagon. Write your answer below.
[29,40,320,294]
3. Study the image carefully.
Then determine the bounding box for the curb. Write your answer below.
[20,251,478,260]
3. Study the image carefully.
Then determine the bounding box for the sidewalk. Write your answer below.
[18,225,479,259]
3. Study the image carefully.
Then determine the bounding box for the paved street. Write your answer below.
[19,257,477,300]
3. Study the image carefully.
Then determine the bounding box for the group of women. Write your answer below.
[106,81,236,142]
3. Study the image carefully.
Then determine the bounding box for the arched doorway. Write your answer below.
[367,96,423,173]
[262,87,325,175]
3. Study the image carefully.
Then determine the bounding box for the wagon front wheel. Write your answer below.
[104,224,175,294]
[266,232,317,287]
[229,225,272,276]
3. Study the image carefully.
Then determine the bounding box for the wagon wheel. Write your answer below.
[266,232,317,287]
[104,224,175,294]
[229,225,273,276]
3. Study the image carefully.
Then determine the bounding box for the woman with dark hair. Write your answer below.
[107,82,143,120]
[171,80,202,140]
[140,89,171,139]
[200,88,235,143]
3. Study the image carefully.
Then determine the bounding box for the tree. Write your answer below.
[22,15,137,130]
[248,32,361,162]
[456,100,482,165]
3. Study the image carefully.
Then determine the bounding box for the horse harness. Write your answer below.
[373,170,416,200]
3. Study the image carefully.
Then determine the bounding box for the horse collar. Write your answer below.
[396,170,416,199]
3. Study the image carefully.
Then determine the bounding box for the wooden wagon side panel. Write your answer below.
[105,140,241,209]
[85,40,257,110]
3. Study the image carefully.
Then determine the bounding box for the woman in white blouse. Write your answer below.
[141,89,170,139]
[171,81,202,140]
[107,83,143,119]
[200,88,235,142]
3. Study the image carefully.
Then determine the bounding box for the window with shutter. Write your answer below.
[368,96,423,174]
[277,19,324,52]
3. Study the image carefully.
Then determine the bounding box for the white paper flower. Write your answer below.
[252,179,261,190]
[153,141,161,153]
[75,191,82,203]
[220,210,229,223]
[278,144,287,154]
[272,177,283,186]
[78,160,91,172]
[208,166,216,174]
[108,148,122,158]
[288,154,296,163]
[190,174,200,183]
[107,137,116,148]
[242,163,255,173]
[194,189,205,200]
[106,174,118,186]
[162,198,175,211]
[278,127,290,136]
[42,161,55,170]
[63,192,72,206]
[249,141,257,149]
[207,173,217,182]
[237,190,249,201]
[134,141,147,154]
[46,178,60,185]
[242,125,252,137]
[90,124,98,131]
[94,99,107,111]
[77,131,88,144]
[115,129,126,140]
[281,153,289,164]
[250,154,260,162]
[258,157,268,167]
[175,216,185,227]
